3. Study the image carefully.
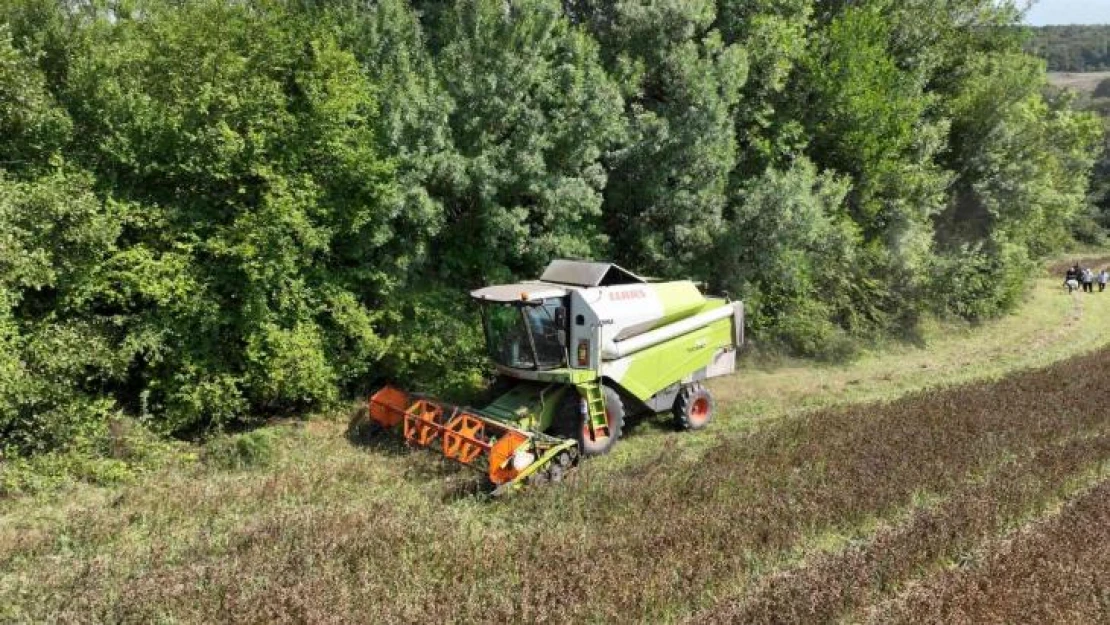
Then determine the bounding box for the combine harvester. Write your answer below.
[362,260,743,494]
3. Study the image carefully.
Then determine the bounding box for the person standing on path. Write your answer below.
[1082,267,1095,293]
[1100,269,1109,292]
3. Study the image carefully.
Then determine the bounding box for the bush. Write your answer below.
[928,243,1034,321]
[1093,77,1110,98]
[0,169,127,455]
[713,159,868,358]
[0,416,181,496]
[0,451,135,496]
[377,287,490,403]
[202,430,280,471]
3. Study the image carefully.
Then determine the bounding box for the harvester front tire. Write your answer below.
[673,383,713,431]
[557,385,624,457]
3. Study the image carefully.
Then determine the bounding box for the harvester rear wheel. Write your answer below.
[673,383,713,431]
[557,385,624,456]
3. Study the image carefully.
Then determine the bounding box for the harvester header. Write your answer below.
[358,259,744,494]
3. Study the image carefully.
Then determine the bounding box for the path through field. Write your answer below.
[1,258,1109,623]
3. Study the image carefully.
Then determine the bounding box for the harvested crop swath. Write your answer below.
[688,435,1110,623]
[5,349,1110,623]
[873,478,1110,624]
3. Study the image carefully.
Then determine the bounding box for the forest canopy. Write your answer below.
[1028,24,1110,72]
[0,0,1102,461]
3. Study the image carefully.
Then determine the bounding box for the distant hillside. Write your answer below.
[1028,25,1110,72]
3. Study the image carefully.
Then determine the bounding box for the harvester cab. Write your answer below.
[361,260,744,495]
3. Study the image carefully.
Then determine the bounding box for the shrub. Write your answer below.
[928,243,1034,321]
[376,287,490,402]
[202,430,279,471]
[1093,76,1110,98]
[0,450,135,496]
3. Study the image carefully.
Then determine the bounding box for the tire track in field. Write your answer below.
[867,477,1110,624]
[685,434,1110,624]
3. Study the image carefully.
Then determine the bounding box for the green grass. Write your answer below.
[711,253,1110,417]
[2,254,1109,623]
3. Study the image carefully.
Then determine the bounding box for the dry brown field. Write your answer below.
[1048,70,1110,94]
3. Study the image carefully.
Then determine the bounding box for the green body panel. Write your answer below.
[479,382,570,432]
[528,368,598,384]
[478,379,606,437]
[647,281,707,330]
[610,314,734,401]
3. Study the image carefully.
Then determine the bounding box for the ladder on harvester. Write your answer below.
[580,379,608,438]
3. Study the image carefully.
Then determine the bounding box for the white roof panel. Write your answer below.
[470,283,567,303]
[540,259,645,287]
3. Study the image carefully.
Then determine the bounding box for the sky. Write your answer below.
[1024,0,1110,25]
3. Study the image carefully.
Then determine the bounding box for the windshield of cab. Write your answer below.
[481,298,566,370]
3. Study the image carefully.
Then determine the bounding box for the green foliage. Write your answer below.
[1095,78,1110,99]
[581,0,747,277]
[0,0,1102,469]
[1027,25,1110,72]
[377,288,489,402]
[716,0,811,175]
[425,0,625,283]
[713,158,862,357]
[1089,112,1110,233]
[0,417,181,495]
[47,0,401,432]
[202,429,278,471]
[937,51,1101,286]
[0,25,69,174]
[927,243,1034,321]
[0,169,126,454]
[0,452,132,496]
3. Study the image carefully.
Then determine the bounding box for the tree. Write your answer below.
[574,0,747,278]
[49,0,403,429]
[425,0,625,284]
[713,158,861,356]
[716,0,813,176]
[0,24,70,175]
[1094,77,1110,99]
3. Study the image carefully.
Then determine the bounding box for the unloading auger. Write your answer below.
[358,260,744,494]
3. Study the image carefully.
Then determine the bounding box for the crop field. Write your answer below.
[1047,71,1110,94]
[2,263,1110,623]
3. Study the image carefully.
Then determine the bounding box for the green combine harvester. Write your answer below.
[362,260,744,494]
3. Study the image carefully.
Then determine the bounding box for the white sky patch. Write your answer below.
[1024,0,1110,25]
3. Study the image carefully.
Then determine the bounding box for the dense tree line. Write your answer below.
[1068,85,1110,236]
[1028,25,1110,72]
[0,0,1101,459]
